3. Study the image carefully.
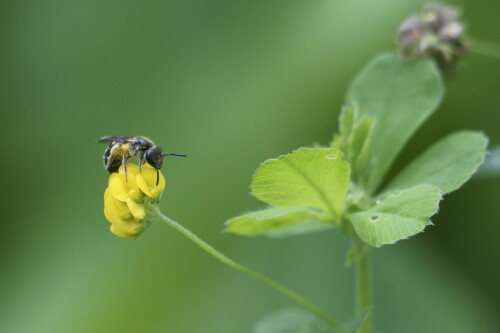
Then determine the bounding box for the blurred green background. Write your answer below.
[1,0,499,332]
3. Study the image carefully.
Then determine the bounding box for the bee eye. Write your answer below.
[145,150,155,164]
[145,148,163,169]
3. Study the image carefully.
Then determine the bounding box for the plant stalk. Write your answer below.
[470,39,500,61]
[353,238,372,333]
[153,209,343,332]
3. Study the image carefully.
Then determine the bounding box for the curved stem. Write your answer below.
[470,39,500,61]
[153,209,343,332]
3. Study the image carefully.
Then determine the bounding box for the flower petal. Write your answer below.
[127,188,142,202]
[157,171,166,193]
[136,165,165,198]
[110,221,143,240]
[127,198,147,220]
[141,164,165,190]
[104,188,132,222]
[117,164,139,189]
[150,187,162,200]
[108,173,131,202]
[136,173,152,197]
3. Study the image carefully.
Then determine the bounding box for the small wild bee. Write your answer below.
[98,136,187,185]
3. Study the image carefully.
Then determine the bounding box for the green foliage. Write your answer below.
[226,53,487,246]
[263,221,335,238]
[226,148,350,237]
[345,53,444,194]
[331,104,375,180]
[226,50,489,333]
[384,131,488,194]
[331,105,355,153]
[251,148,350,222]
[253,308,331,333]
[224,206,331,237]
[350,185,442,247]
[346,116,375,180]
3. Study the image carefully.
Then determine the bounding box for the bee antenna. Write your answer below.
[163,153,188,157]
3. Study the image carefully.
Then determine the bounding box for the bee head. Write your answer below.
[145,148,187,185]
[145,147,164,170]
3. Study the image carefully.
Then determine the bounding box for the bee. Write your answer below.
[98,136,187,185]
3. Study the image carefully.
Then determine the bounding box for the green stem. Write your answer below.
[153,209,343,332]
[353,238,372,333]
[470,39,500,61]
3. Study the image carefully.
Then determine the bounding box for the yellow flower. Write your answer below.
[104,163,165,239]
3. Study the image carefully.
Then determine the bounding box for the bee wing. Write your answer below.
[98,135,135,143]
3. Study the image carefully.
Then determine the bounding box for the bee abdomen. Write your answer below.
[103,143,122,173]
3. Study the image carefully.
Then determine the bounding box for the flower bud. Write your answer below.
[398,3,468,71]
[103,163,165,239]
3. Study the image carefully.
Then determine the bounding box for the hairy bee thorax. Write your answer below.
[128,137,154,155]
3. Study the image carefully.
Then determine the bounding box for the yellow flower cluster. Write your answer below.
[104,163,165,239]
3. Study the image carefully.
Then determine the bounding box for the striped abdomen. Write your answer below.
[103,142,128,173]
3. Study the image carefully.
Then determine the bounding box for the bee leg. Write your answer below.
[138,151,144,172]
[156,170,159,185]
[122,155,128,182]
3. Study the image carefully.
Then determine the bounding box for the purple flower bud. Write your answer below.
[397,3,468,72]
[424,4,459,32]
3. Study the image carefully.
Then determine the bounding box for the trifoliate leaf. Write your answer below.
[224,206,330,237]
[350,185,442,247]
[251,148,350,222]
[253,308,331,333]
[345,53,444,194]
[385,131,488,194]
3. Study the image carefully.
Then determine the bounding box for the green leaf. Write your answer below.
[264,221,334,238]
[347,116,375,178]
[385,131,488,194]
[345,53,444,194]
[251,148,350,222]
[331,105,356,152]
[224,206,331,237]
[350,185,442,247]
[254,308,331,333]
